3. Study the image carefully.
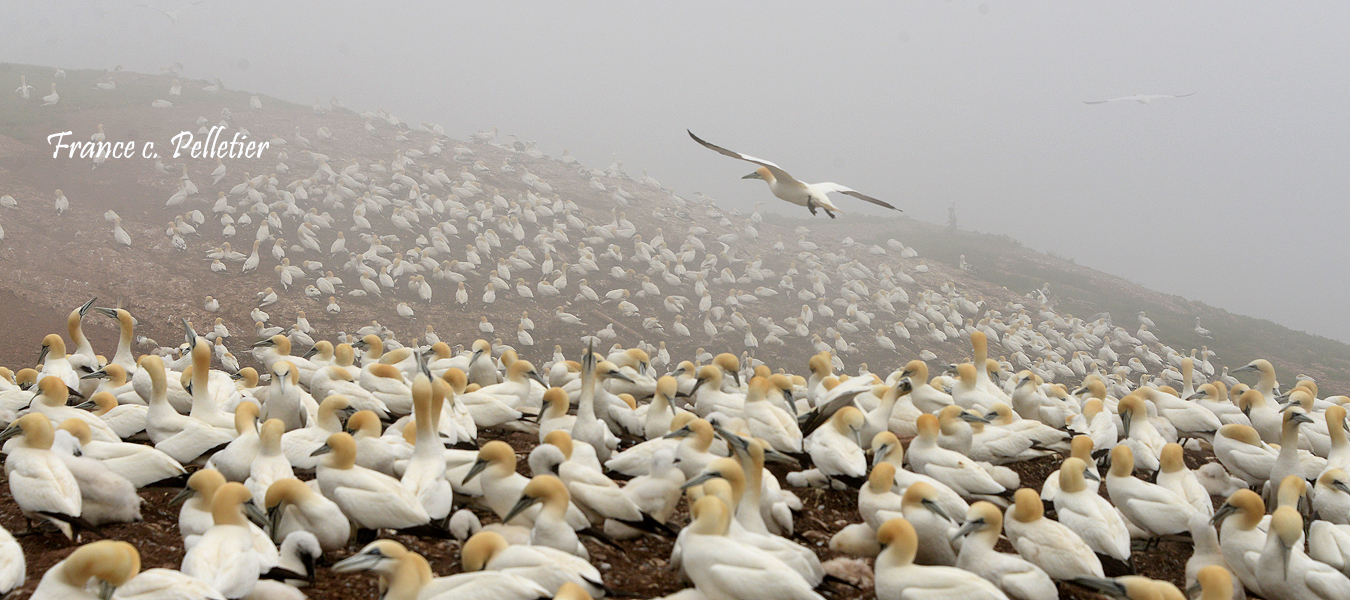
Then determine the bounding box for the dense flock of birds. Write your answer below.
[3,67,1349,600]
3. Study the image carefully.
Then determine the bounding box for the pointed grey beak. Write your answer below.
[1210,502,1237,525]
[244,502,269,530]
[680,470,722,491]
[712,424,748,453]
[528,370,547,388]
[951,518,984,541]
[1084,468,1100,482]
[963,412,993,424]
[0,424,23,443]
[922,499,952,523]
[463,458,488,483]
[301,345,319,360]
[502,495,540,524]
[741,171,760,180]
[79,297,97,317]
[763,447,799,467]
[81,370,108,380]
[309,444,332,457]
[332,549,386,573]
[663,425,693,440]
[37,344,51,365]
[689,377,706,396]
[94,307,118,318]
[169,487,195,506]
[872,444,892,469]
[252,338,276,348]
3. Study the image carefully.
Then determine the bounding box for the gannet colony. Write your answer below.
[0,63,1345,600]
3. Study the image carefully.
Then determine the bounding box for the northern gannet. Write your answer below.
[1083,92,1197,105]
[688,130,898,218]
[30,540,136,599]
[874,518,1009,600]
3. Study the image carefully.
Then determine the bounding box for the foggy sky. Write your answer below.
[5,1,1349,342]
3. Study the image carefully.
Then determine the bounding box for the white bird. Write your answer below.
[875,517,1010,600]
[30,540,137,600]
[499,473,590,558]
[135,1,207,25]
[461,530,606,597]
[688,130,899,218]
[1105,445,1198,539]
[401,373,454,522]
[1256,506,1350,600]
[1084,92,1197,104]
[1156,443,1214,517]
[1002,488,1104,580]
[333,539,551,600]
[314,432,429,530]
[674,495,825,600]
[0,414,83,539]
[1213,490,1269,595]
[41,83,59,106]
[263,478,349,553]
[180,483,274,599]
[0,524,21,596]
[1052,457,1130,563]
[907,414,1009,501]
[954,501,1058,600]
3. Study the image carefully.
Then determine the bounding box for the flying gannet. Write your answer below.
[688,130,899,218]
[1083,92,1197,105]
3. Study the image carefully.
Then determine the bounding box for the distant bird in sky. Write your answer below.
[1083,92,1197,105]
[688,130,899,218]
[135,1,207,25]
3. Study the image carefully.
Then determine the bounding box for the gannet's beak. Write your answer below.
[741,171,762,180]
[463,458,488,483]
[169,487,195,506]
[951,518,984,541]
[528,370,547,388]
[680,471,722,490]
[502,495,540,524]
[1210,502,1237,525]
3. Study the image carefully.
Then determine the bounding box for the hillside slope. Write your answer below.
[0,61,1346,394]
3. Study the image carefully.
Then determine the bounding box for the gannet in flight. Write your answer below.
[688,130,899,218]
[1083,92,1196,105]
[135,1,207,25]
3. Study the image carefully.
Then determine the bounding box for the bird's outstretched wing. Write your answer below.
[1082,99,1112,105]
[135,4,177,22]
[687,130,800,185]
[814,182,900,212]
